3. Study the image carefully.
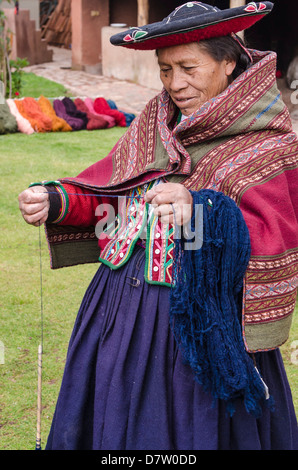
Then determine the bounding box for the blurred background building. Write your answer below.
[2,1,298,89]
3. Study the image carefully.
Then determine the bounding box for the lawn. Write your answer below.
[19,71,71,99]
[0,73,128,450]
[0,128,126,450]
[0,74,297,450]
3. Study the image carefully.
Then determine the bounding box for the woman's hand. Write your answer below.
[18,186,50,227]
[144,182,193,226]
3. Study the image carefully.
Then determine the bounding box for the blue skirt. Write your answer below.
[46,247,298,450]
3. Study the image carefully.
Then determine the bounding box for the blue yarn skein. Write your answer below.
[170,189,273,417]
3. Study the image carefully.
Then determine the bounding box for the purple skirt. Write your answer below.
[46,247,298,450]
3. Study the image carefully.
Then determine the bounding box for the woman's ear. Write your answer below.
[225,58,237,78]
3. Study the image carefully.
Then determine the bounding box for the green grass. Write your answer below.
[19,72,71,99]
[0,129,126,450]
[1,130,297,450]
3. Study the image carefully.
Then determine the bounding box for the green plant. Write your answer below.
[0,1,28,98]
[7,57,29,97]
[0,0,13,97]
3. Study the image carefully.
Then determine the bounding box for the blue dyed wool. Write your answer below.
[170,189,272,417]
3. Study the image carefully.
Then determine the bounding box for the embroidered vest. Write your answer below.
[97,180,176,286]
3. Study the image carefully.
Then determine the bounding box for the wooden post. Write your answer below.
[230,0,245,39]
[230,0,246,7]
[137,0,149,26]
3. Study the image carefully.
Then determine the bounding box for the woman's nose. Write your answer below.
[169,70,188,92]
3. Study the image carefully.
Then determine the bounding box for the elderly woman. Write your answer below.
[18,2,298,450]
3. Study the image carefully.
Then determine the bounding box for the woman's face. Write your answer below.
[157,42,236,116]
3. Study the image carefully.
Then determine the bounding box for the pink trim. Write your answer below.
[231,32,253,63]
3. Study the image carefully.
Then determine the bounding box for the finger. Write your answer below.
[32,217,47,227]
[159,213,174,225]
[153,203,173,218]
[23,207,48,226]
[19,190,49,205]
[144,184,169,203]
[144,188,157,203]
[31,186,48,193]
[148,190,176,207]
[22,201,48,216]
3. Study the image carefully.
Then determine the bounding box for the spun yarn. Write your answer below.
[38,96,72,132]
[94,97,126,127]
[0,101,18,133]
[84,98,116,128]
[74,98,109,130]
[170,189,273,417]
[6,98,34,134]
[15,97,52,133]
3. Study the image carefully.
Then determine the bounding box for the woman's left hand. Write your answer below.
[144,182,193,226]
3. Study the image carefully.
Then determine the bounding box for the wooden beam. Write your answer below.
[137,0,149,27]
[230,0,246,7]
[230,0,245,38]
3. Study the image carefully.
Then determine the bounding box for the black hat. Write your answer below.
[110,2,273,50]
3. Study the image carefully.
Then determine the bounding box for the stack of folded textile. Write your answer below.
[74,98,109,130]
[84,98,116,128]
[0,101,18,134]
[38,96,72,132]
[4,96,135,135]
[15,97,53,133]
[7,98,35,134]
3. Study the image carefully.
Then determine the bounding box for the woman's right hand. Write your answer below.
[18,186,50,227]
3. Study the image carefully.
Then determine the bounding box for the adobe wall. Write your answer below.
[3,8,52,64]
[101,27,162,91]
[71,0,109,74]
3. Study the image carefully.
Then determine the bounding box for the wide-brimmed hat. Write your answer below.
[110,2,273,50]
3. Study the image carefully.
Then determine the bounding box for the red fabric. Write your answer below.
[69,144,117,188]
[93,98,127,127]
[240,169,298,257]
[60,183,118,251]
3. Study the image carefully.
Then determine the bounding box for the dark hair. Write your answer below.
[198,35,252,80]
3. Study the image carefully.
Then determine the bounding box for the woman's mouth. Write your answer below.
[175,97,192,103]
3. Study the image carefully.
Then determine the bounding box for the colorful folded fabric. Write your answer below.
[107,99,135,126]
[84,98,116,128]
[53,100,75,131]
[2,96,132,134]
[62,97,88,130]
[15,97,52,133]
[94,97,127,127]
[74,98,109,130]
[38,96,72,132]
[6,99,35,134]
[0,101,18,134]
